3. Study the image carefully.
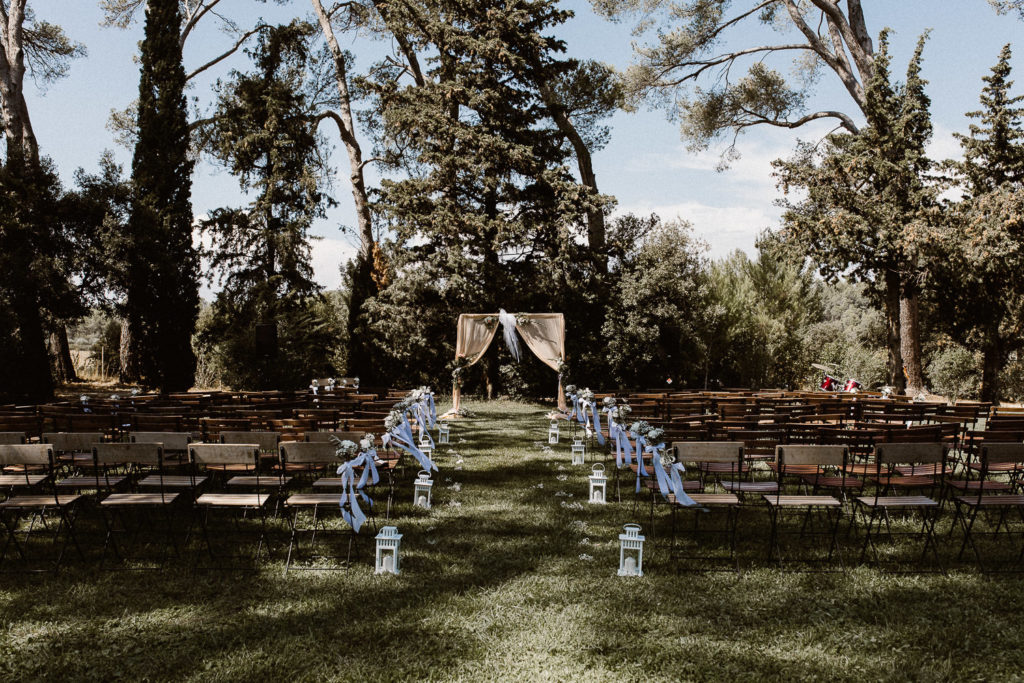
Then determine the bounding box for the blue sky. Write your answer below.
[23,1,1024,291]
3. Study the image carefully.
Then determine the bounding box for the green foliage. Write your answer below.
[197,22,337,390]
[803,280,888,390]
[927,342,982,402]
[705,237,823,389]
[601,220,710,388]
[125,0,199,391]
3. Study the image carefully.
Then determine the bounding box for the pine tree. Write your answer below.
[774,32,936,392]
[198,22,336,389]
[930,45,1024,402]
[125,0,199,392]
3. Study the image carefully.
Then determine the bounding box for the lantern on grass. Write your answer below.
[375,526,402,575]
[413,470,433,509]
[589,464,607,504]
[571,437,586,466]
[618,524,645,577]
[548,421,559,444]
[438,422,451,444]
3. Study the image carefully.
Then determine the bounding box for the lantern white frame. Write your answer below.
[413,470,433,509]
[588,463,607,504]
[571,437,586,465]
[548,421,559,444]
[618,524,645,577]
[437,422,451,444]
[375,526,402,575]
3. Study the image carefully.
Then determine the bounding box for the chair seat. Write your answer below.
[206,464,255,473]
[721,481,778,493]
[312,478,344,489]
[644,479,701,492]
[946,479,1010,492]
[684,493,740,506]
[101,492,179,506]
[856,495,938,508]
[869,474,935,487]
[285,493,343,506]
[0,474,48,486]
[800,475,864,490]
[56,475,127,489]
[764,494,842,507]
[968,461,1022,473]
[0,494,82,508]
[138,475,208,489]
[955,494,1024,507]
[195,493,270,507]
[226,476,293,487]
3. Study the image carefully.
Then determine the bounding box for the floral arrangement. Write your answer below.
[555,358,566,377]
[616,403,632,420]
[482,315,498,326]
[646,427,665,444]
[360,433,376,451]
[578,388,595,404]
[564,384,577,396]
[630,420,651,436]
[384,410,404,432]
[332,438,359,461]
[515,315,534,326]
[602,397,616,408]
[451,356,475,387]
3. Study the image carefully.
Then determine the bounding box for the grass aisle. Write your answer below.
[2,398,1024,681]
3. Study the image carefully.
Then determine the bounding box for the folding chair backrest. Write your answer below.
[776,444,848,467]
[875,442,946,465]
[130,431,191,451]
[95,442,163,466]
[0,443,52,466]
[304,430,366,444]
[0,431,27,445]
[189,443,261,467]
[280,441,339,466]
[980,442,1024,466]
[43,432,104,451]
[674,441,743,463]
[221,430,278,453]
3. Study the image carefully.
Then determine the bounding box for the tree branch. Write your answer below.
[186,24,266,81]
[180,0,222,48]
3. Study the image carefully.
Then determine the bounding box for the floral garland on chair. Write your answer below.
[333,436,383,533]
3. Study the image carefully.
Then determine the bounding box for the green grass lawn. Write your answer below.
[2,398,1024,681]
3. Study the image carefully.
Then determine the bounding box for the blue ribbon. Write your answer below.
[386,414,437,472]
[589,403,605,446]
[646,443,698,507]
[337,451,380,533]
[632,433,649,493]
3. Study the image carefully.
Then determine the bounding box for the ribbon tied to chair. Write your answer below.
[337,450,381,533]
[384,411,437,472]
[646,442,698,507]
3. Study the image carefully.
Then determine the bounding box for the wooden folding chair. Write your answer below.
[0,444,84,571]
[189,444,272,568]
[94,443,181,567]
[952,442,1024,572]
[855,442,948,570]
[764,445,848,569]
[669,442,742,573]
[43,431,105,471]
[280,441,368,573]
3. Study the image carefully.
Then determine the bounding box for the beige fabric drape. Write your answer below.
[516,313,566,411]
[449,312,566,414]
[452,315,499,413]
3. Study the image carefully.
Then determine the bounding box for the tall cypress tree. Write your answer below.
[126,0,199,392]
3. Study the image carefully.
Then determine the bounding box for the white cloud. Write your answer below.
[311,237,358,291]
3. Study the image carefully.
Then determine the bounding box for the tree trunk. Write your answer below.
[899,292,925,395]
[119,318,141,383]
[49,324,78,384]
[311,0,378,381]
[980,328,1005,404]
[884,270,905,394]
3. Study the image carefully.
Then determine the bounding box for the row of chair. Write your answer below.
[637,441,1024,572]
[0,440,404,572]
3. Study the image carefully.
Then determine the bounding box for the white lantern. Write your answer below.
[548,421,559,444]
[375,526,402,575]
[419,429,431,447]
[571,437,586,466]
[618,524,645,577]
[437,422,450,444]
[588,464,607,504]
[413,470,433,509]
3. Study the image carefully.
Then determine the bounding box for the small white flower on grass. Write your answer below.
[426,538,438,545]
[557,465,566,471]
[455,465,463,470]
[447,500,462,508]
[456,458,464,464]
[560,501,584,511]
[568,520,588,533]
[535,483,544,489]
[555,490,569,497]
[556,474,568,481]
[579,537,591,546]
[426,526,436,532]
[445,477,452,483]
[578,553,593,561]
[449,482,462,492]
